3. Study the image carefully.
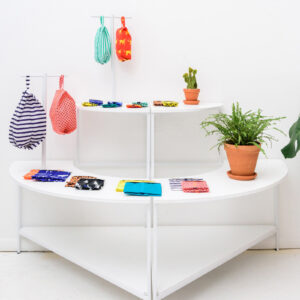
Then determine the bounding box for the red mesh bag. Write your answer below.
[50,75,77,135]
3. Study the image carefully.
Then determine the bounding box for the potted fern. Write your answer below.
[200,103,285,180]
[183,67,200,105]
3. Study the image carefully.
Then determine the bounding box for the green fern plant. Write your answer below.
[183,67,198,89]
[200,102,285,155]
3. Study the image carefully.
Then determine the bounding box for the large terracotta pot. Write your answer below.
[224,143,260,180]
[183,88,200,105]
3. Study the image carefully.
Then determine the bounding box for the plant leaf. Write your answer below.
[281,116,300,158]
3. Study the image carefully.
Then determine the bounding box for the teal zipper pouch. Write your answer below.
[123,182,162,196]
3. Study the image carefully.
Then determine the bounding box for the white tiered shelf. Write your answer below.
[11,100,288,300]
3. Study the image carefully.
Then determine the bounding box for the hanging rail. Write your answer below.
[91,16,132,19]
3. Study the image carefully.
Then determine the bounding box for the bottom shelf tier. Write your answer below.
[20,225,275,300]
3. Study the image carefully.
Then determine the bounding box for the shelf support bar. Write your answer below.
[274,185,280,251]
[146,112,151,179]
[17,185,22,254]
[150,113,155,179]
[111,14,116,99]
[151,198,158,300]
[41,73,48,169]
[75,107,80,167]
[146,202,152,300]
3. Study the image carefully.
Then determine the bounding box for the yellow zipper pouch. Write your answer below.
[116,180,154,192]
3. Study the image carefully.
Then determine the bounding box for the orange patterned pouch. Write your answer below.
[115,17,131,62]
[24,169,39,180]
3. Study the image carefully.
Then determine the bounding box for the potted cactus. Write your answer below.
[183,67,200,105]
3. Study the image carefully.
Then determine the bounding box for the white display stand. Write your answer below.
[10,102,287,300]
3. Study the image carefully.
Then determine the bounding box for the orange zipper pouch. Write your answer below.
[115,16,131,62]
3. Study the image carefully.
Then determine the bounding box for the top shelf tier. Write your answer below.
[78,101,223,114]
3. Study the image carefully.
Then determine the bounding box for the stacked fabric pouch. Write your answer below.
[181,181,209,193]
[50,75,77,135]
[9,76,47,150]
[94,16,111,64]
[75,179,104,190]
[31,170,71,182]
[124,182,162,196]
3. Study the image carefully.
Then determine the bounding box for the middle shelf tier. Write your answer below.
[10,159,287,204]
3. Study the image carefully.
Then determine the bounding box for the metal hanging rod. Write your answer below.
[20,75,68,78]
[91,16,132,19]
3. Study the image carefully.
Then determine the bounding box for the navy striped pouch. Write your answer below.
[9,76,47,150]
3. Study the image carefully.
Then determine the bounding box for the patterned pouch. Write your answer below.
[65,176,97,187]
[75,179,104,190]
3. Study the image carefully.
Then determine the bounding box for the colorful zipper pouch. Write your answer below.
[9,76,47,150]
[127,104,142,108]
[132,102,148,107]
[24,169,40,180]
[169,178,203,191]
[124,182,162,196]
[49,75,77,135]
[31,170,71,182]
[65,176,97,187]
[82,102,98,107]
[116,16,131,62]
[103,101,122,108]
[181,181,209,193]
[75,179,104,190]
[153,101,164,106]
[89,100,103,106]
[116,180,154,192]
[162,101,178,107]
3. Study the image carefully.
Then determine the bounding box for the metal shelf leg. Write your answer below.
[17,186,22,254]
[274,185,280,251]
[152,199,158,300]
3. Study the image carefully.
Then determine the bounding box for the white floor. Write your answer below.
[0,250,299,300]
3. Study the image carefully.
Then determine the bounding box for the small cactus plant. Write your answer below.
[183,67,198,89]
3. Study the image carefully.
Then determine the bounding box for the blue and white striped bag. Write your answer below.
[9,76,47,150]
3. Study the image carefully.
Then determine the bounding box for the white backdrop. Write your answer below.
[1,0,300,250]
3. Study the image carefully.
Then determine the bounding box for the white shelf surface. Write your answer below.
[156,225,275,299]
[151,101,223,114]
[9,160,149,204]
[78,101,222,114]
[20,225,275,300]
[155,159,287,203]
[78,104,150,114]
[20,226,148,299]
[10,159,287,204]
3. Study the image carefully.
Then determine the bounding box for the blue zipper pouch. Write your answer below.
[89,99,103,106]
[32,170,71,182]
[123,182,162,196]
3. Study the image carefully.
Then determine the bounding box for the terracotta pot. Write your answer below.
[224,143,260,180]
[183,88,200,105]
